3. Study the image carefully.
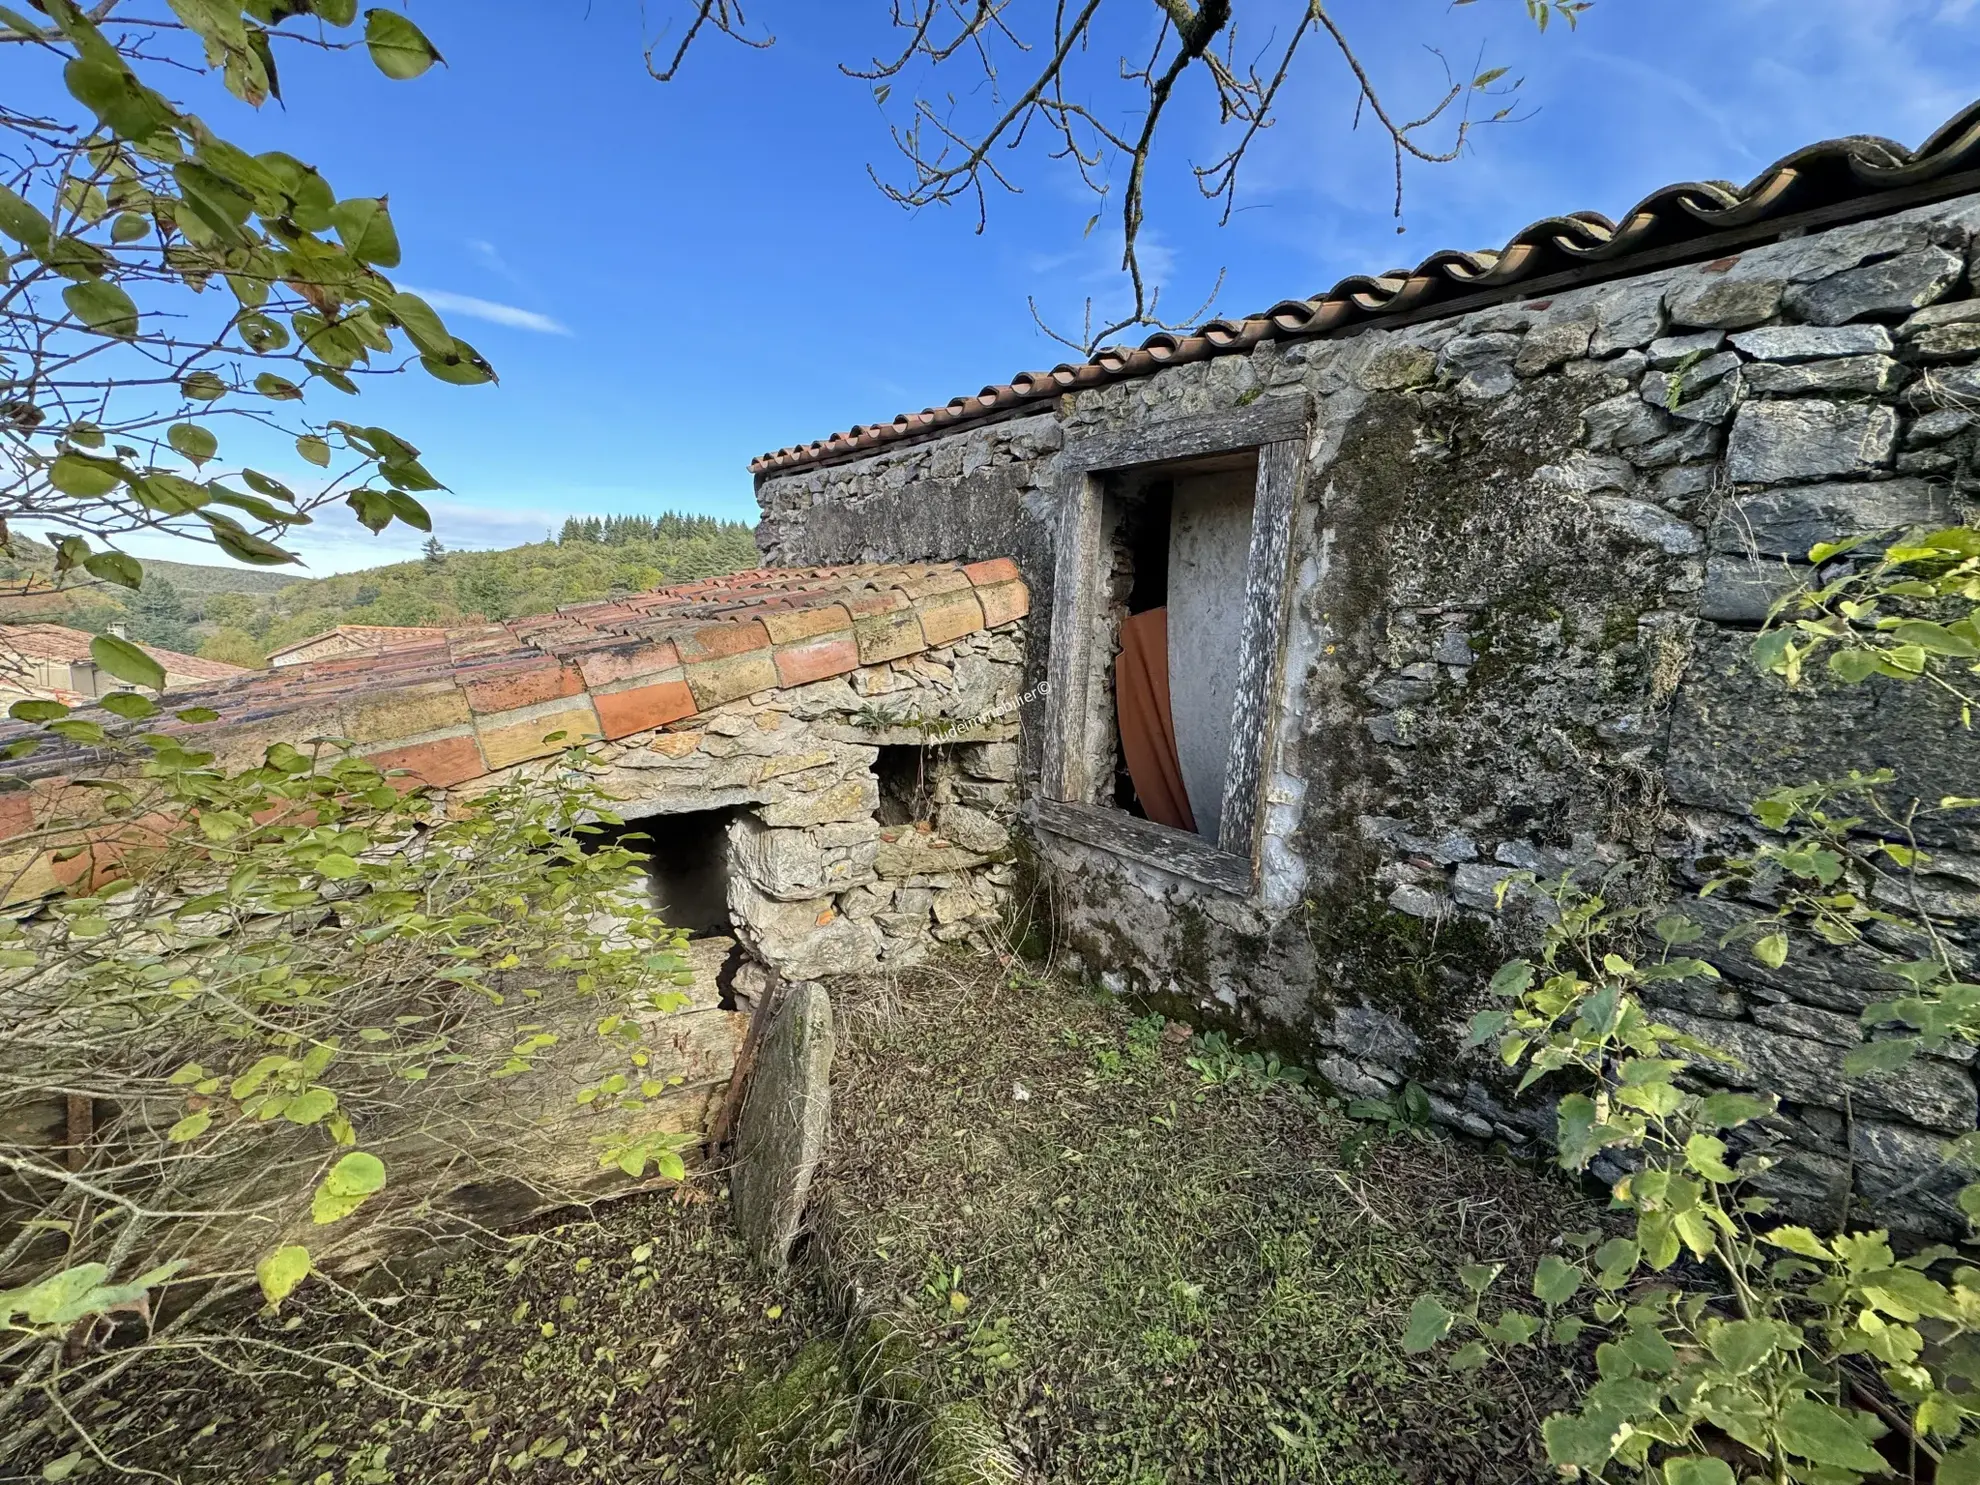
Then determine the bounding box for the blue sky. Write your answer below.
[70,0,1980,572]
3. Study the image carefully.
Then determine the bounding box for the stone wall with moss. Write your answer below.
[758,191,1980,1235]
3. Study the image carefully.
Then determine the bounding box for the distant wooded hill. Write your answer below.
[0,512,762,669]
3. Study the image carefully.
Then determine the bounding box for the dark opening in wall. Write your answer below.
[573,807,749,1008]
[623,808,739,938]
[875,743,949,827]
[1100,453,1258,842]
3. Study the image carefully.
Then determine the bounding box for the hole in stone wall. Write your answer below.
[875,743,950,827]
[1099,452,1257,843]
[581,808,748,1008]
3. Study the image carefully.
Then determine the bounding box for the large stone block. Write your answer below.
[1706,478,1953,559]
[1729,325,1893,361]
[1666,266,1783,330]
[1698,555,1809,623]
[1665,629,1976,846]
[728,875,881,980]
[1657,1010,1976,1131]
[1724,400,1897,484]
[731,982,834,1272]
[729,814,873,902]
[1782,246,1965,326]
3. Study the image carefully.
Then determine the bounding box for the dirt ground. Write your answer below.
[24,954,1598,1484]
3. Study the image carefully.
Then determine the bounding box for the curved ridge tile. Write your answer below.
[750,96,1980,475]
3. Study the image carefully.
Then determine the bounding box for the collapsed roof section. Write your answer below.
[749,97,1980,476]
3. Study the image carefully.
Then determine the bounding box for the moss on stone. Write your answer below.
[1301,887,1504,1063]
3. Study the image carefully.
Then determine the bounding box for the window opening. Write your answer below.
[1100,454,1257,844]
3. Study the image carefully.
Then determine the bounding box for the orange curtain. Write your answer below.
[1114,607,1195,833]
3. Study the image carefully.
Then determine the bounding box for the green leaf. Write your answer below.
[9,699,68,723]
[1533,1254,1583,1308]
[1752,931,1789,969]
[1888,619,1980,659]
[0,184,52,254]
[1683,1133,1738,1182]
[62,279,140,338]
[1448,1340,1489,1370]
[296,434,332,467]
[283,1087,336,1124]
[363,8,441,78]
[42,1450,83,1482]
[64,57,175,143]
[181,370,229,401]
[420,338,496,386]
[254,371,304,401]
[315,852,360,880]
[207,524,300,567]
[1842,1038,1918,1077]
[168,421,218,466]
[310,1150,386,1224]
[1704,1317,1788,1375]
[1942,1440,1980,1485]
[256,1245,310,1307]
[1459,1261,1503,1293]
[1401,1295,1453,1353]
[1663,1459,1735,1485]
[81,550,142,590]
[90,634,164,691]
[167,1110,212,1142]
[49,451,126,498]
[1695,1090,1771,1130]
[242,469,296,503]
[328,195,400,267]
[99,692,156,720]
[1766,1225,1833,1260]
[387,290,452,356]
[1774,1399,1889,1473]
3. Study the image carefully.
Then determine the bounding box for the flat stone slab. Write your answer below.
[731,980,834,1272]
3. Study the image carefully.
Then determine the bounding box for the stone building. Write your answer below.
[267,622,453,667]
[0,563,1031,1227]
[0,622,244,702]
[749,102,1980,1235]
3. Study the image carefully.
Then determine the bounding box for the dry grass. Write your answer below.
[814,953,1601,1484]
[39,950,1602,1485]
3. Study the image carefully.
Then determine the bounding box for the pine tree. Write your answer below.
[127,575,197,654]
[422,536,446,569]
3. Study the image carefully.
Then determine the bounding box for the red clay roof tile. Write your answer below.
[0,563,1028,824]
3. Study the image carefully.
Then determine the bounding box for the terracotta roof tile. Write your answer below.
[0,624,248,685]
[0,563,1031,838]
[750,97,1980,475]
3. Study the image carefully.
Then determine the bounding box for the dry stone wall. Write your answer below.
[463,622,1029,981]
[757,192,1980,1236]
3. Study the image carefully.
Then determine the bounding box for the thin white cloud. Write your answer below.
[399,285,572,337]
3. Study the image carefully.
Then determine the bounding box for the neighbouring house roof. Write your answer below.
[750,96,1980,476]
[0,624,247,684]
[0,562,1031,804]
[267,624,453,662]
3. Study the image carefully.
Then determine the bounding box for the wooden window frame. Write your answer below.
[1037,398,1306,896]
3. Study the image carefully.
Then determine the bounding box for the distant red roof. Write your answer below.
[0,562,1030,803]
[0,624,248,682]
[267,624,452,662]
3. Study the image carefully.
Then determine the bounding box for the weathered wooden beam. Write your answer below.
[1033,798,1253,895]
[1063,397,1308,475]
[1219,438,1302,859]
